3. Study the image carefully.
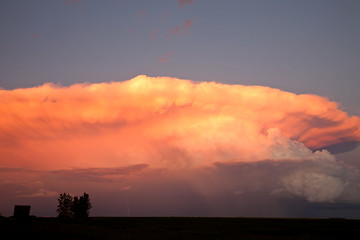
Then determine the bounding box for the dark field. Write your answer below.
[1,217,360,240]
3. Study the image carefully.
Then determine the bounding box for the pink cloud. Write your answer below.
[167,19,193,38]
[63,0,81,5]
[182,19,193,29]
[150,29,159,40]
[162,11,169,20]
[136,10,148,17]
[167,25,181,37]
[31,33,38,39]
[178,0,195,8]
[158,52,175,63]
[126,27,133,34]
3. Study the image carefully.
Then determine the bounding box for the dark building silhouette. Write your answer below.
[13,205,31,219]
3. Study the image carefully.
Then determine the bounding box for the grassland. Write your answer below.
[1,217,360,239]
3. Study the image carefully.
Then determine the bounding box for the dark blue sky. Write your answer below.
[1,0,359,115]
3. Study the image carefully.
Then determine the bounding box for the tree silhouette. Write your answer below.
[57,193,73,218]
[73,192,92,218]
[57,192,92,218]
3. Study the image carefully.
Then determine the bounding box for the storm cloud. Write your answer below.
[1,75,360,217]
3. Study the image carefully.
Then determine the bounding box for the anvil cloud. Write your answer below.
[1,75,360,216]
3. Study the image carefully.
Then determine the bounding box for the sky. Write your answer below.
[0,0,360,218]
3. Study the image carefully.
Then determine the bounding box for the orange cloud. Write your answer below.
[1,75,359,172]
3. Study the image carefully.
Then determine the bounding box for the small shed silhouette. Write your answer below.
[13,205,31,218]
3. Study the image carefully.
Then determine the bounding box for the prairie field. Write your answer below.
[1,217,360,240]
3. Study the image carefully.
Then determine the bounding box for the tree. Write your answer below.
[57,193,73,218]
[56,192,92,218]
[73,192,92,218]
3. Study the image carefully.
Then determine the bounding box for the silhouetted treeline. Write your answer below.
[57,192,92,218]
